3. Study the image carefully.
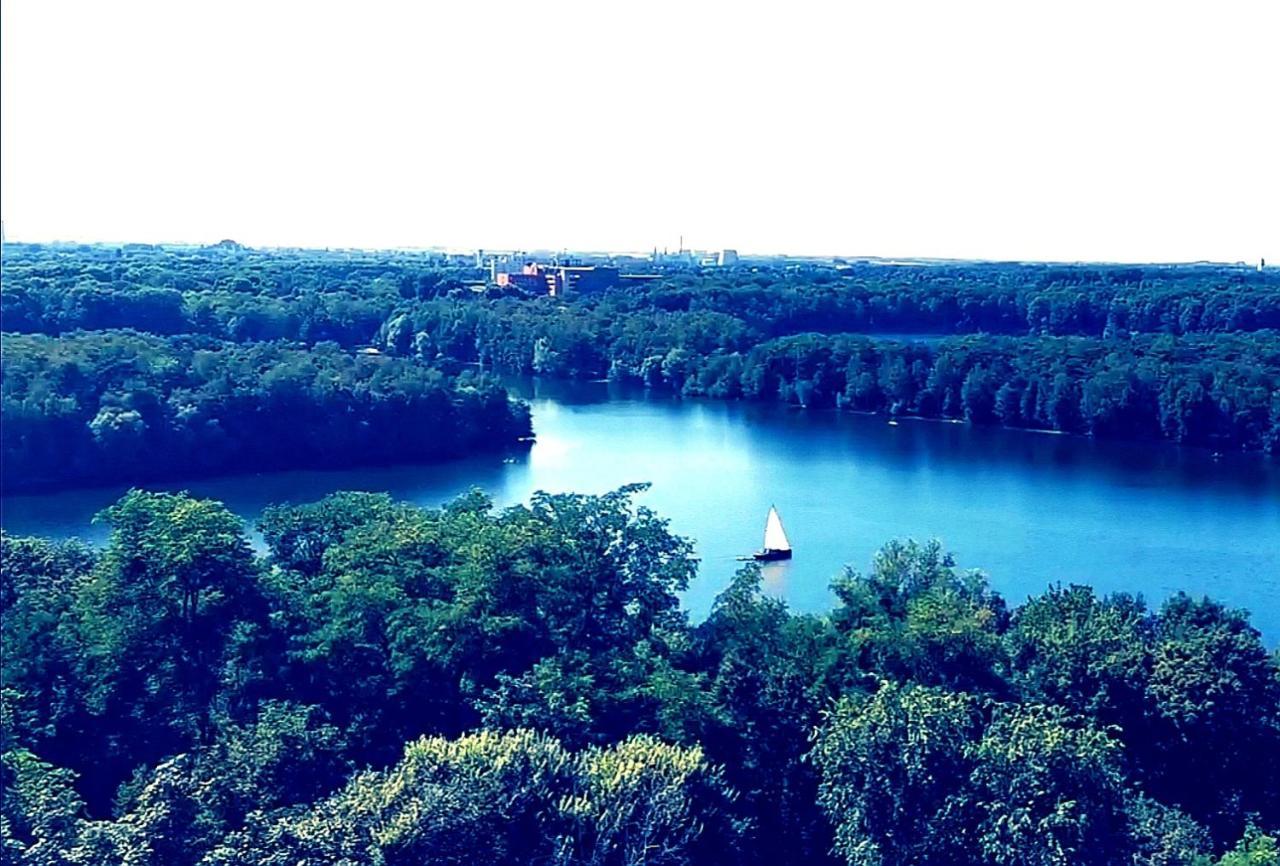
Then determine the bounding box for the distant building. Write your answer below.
[496,263,554,293]
[555,265,620,296]
[718,249,739,267]
[495,262,621,297]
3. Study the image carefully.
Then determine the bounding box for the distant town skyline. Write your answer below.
[2,233,1273,269]
[3,1,1278,264]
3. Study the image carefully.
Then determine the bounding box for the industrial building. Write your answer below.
[494,262,622,297]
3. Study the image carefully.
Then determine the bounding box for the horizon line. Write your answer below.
[0,235,1270,270]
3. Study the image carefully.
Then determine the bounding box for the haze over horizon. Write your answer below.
[3,0,1278,264]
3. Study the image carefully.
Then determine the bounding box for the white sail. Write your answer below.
[763,506,791,551]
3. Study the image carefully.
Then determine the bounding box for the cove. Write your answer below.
[3,377,1278,642]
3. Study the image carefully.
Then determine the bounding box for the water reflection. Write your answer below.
[758,560,793,595]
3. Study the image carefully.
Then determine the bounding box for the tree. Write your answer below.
[1215,828,1279,866]
[693,567,840,866]
[257,492,399,577]
[969,704,1131,866]
[100,702,350,866]
[0,535,96,754]
[559,735,745,866]
[831,541,1008,693]
[812,682,983,866]
[87,405,147,462]
[202,729,744,866]
[1124,795,1212,866]
[961,365,998,423]
[1142,595,1280,843]
[1007,585,1152,736]
[3,473,1279,865]
[0,748,86,864]
[66,491,264,809]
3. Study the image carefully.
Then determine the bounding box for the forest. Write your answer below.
[5,244,1280,341]
[3,245,1279,862]
[0,331,530,492]
[3,243,1279,475]
[2,487,1278,865]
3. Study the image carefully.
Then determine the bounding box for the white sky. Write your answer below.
[2,0,1277,262]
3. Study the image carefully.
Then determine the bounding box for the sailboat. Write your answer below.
[753,506,793,561]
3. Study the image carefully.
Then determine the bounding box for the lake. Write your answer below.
[4,377,1279,642]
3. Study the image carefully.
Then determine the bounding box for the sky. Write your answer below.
[2,0,1277,262]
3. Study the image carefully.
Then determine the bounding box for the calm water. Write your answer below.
[4,378,1279,641]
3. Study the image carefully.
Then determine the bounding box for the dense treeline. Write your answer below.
[562,265,1280,338]
[392,301,1280,452]
[3,488,1278,864]
[687,332,1280,451]
[5,243,1280,459]
[6,243,1280,340]
[0,331,530,491]
[0,242,471,341]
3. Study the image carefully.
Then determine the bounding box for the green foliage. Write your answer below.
[1,748,85,864]
[5,244,1278,465]
[812,682,983,866]
[61,491,264,808]
[693,567,840,863]
[1,332,531,491]
[257,491,400,576]
[1143,595,1280,842]
[0,535,96,753]
[561,735,745,866]
[256,486,699,759]
[832,540,1008,692]
[201,729,742,866]
[2,487,1276,865]
[107,701,350,864]
[380,277,1280,452]
[967,704,1131,865]
[1216,828,1280,866]
[1005,585,1280,846]
[1008,585,1152,722]
[813,686,1207,866]
[1125,795,1214,866]
[5,243,1280,864]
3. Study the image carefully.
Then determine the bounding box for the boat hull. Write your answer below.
[752,548,793,562]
